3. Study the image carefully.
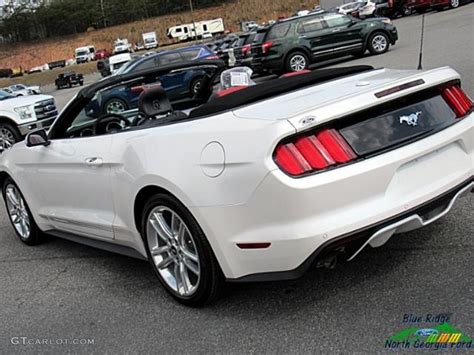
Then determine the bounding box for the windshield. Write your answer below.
[0,90,13,100]
[76,51,88,56]
[113,58,139,75]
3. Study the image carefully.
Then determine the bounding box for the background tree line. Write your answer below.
[0,0,224,43]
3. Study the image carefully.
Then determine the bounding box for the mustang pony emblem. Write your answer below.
[399,111,422,127]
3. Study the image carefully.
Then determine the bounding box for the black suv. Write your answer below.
[55,72,84,89]
[249,13,398,73]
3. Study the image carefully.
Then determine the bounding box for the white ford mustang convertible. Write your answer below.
[1,60,473,306]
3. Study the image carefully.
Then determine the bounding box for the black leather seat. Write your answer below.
[138,85,173,117]
[136,85,188,126]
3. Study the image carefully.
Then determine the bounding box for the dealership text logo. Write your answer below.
[385,315,472,350]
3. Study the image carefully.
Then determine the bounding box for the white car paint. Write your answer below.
[0,67,472,282]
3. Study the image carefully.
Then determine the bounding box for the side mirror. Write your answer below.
[26,129,50,147]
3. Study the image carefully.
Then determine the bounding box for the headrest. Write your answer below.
[138,85,172,117]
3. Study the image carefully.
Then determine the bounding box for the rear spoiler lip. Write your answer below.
[287,66,461,133]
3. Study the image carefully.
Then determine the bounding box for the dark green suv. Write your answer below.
[249,13,398,73]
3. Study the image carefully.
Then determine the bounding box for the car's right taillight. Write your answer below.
[442,85,473,118]
[274,128,358,176]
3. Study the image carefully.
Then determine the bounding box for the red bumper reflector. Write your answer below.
[237,243,271,249]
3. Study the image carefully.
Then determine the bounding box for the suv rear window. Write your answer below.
[266,23,291,40]
[253,31,267,44]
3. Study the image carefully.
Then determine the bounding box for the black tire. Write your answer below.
[103,98,128,114]
[401,4,413,15]
[141,193,224,307]
[285,51,309,73]
[79,81,84,86]
[190,77,204,96]
[368,32,390,55]
[68,82,72,88]
[450,0,459,7]
[0,122,21,151]
[2,178,44,246]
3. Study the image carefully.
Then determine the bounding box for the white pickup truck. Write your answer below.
[0,89,58,152]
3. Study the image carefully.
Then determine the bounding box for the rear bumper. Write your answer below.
[193,114,473,280]
[232,178,474,282]
[387,27,399,44]
[249,55,285,73]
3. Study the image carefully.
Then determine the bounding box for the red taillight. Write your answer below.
[262,41,273,54]
[205,55,220,60]
[242,44,251,56]
[274,128,357,176]
[442,85,472,118]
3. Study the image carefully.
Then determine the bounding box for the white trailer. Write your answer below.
[142,31,158,49]
[167,18,225,42]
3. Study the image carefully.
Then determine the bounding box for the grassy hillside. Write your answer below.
[0,0,316,70]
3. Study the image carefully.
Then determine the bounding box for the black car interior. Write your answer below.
[49,60,375,140]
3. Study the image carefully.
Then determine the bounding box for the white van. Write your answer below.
[109,53,132,75]
[75,46,96,64]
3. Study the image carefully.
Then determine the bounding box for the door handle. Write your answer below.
[332,28,342,33]
[85,157,103,167]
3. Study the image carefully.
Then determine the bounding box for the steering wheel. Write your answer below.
[93,113,131,135]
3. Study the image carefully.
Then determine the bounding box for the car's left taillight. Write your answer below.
[262,41,274,55]
[274,128,358,177]
[441,85,472,118]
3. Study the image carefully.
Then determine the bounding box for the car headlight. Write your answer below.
[382,18,392,24]
[14,105,35,120]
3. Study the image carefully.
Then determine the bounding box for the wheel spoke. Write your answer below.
[177,223,186,246]
[150,212,173,241]
[6,189,19,207]
[151,245,170,256]
[171,213,180,236]
[183,258,199,276]
[179,261,190,294]
[181,247,198,263]
[157,256,174,270]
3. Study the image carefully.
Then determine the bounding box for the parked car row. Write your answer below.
[334,0,471,18]
[1,84,41,96]
[209,12,398,74]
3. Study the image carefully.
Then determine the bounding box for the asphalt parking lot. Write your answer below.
[1,5,473,353]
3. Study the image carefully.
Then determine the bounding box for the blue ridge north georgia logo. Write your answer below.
[385,315,472,350]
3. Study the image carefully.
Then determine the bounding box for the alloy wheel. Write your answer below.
[289,54,307,72]
[450,0,459,7]
[5,184,31,240]
[192,79,203,95]
[106,100,126,114]
[146,206,201,297]
[372,35,388,53]
[0,128,15,152]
